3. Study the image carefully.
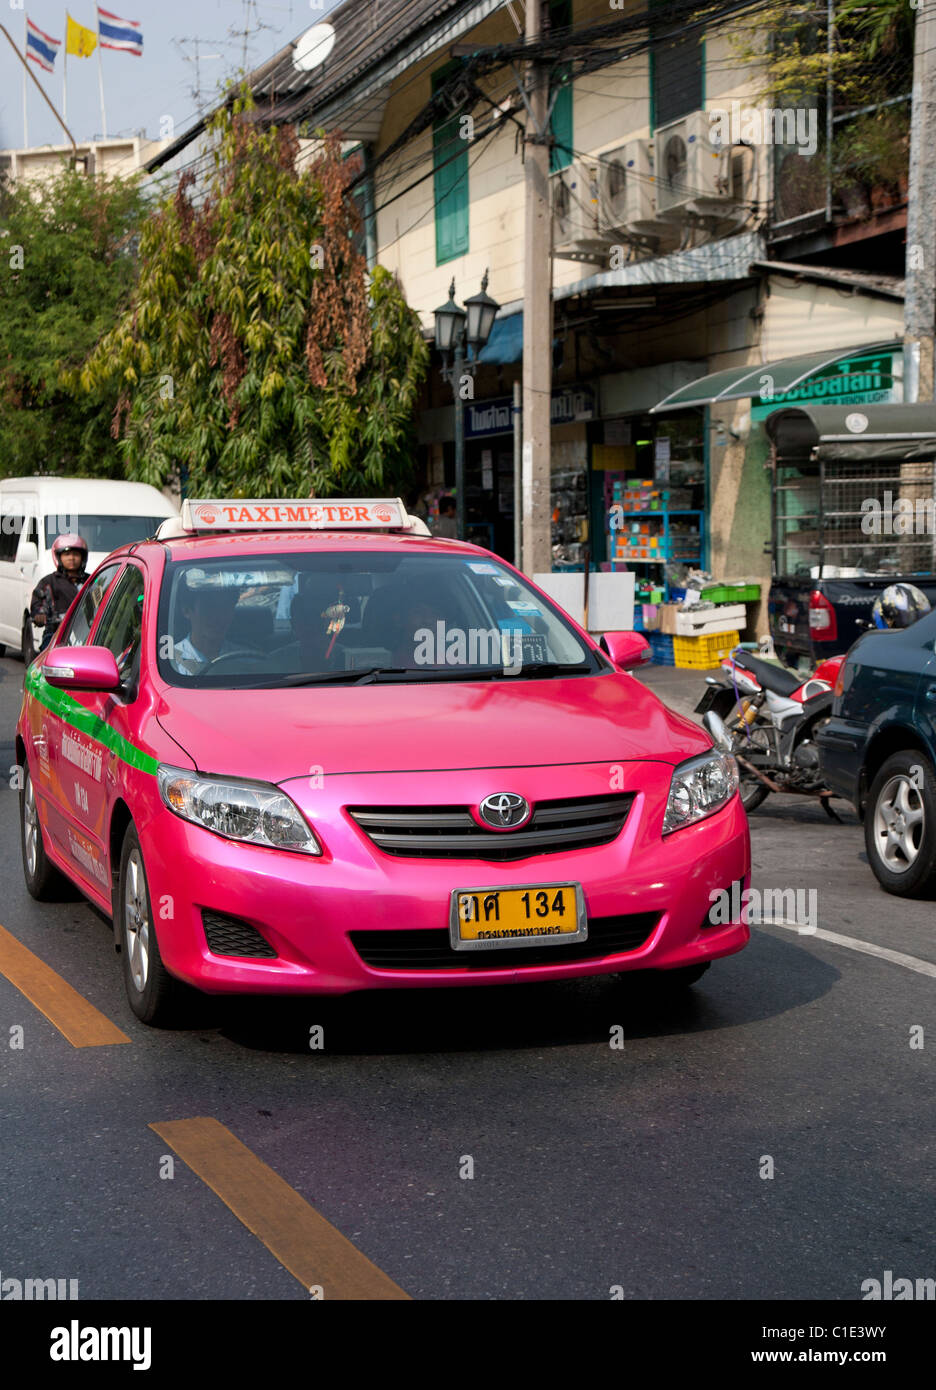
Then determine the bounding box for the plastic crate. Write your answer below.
[673,631,741,669]
[647,632,674,665]
[701,583,761,604]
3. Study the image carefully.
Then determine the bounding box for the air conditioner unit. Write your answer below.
[597,140,659,235]
[551,161,602,257]
[654,111,732,217]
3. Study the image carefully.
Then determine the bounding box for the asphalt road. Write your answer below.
[0,653,932,1301]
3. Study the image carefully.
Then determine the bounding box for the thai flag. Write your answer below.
[26,18,61,73]
[97,7,143,56]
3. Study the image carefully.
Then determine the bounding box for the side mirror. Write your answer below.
[18,541,38,566]
[600,630,652,670]
[43,646,121,692]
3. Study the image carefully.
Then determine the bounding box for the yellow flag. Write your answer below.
[66,13,98,58]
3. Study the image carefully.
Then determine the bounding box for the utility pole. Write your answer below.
[905,0,936,402]
[522,0,553,575]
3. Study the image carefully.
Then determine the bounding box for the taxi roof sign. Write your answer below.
[179,498,409,532]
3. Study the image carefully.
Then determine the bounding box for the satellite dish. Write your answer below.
[293,23,336,73]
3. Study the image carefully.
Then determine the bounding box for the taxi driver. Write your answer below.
[171,578,240,674]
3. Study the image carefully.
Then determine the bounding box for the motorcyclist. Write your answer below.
[871,583,932,630]
[29,533,89,653]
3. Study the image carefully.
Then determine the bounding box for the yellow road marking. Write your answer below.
[150,1117,410,1300]
[0,922,130,1047]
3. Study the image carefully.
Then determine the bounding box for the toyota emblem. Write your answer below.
[478,792,530,830]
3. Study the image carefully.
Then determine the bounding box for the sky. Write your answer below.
[0,0,340,152]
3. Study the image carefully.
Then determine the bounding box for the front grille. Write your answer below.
[201,910,278,959]
[347,793,635,861]
[350,912,659,970]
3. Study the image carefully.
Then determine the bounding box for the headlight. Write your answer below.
[662,750,739,834]
[157,765,322,854]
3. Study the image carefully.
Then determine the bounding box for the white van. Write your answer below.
[0,477,177,660]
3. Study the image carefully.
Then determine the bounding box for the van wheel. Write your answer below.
[21,616,36,666]
[118,825,190,1026]
[865,752,936,897]
[20,765,66,900]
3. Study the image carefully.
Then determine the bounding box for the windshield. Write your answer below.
[46,515,166,552]
[156,551,602,688]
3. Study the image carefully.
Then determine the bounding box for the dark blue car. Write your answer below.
[818,615,936,896]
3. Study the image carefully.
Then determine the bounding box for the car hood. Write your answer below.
[154,675,710,782]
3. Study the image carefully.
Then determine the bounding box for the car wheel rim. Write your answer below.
[23,776,38,877]
[125,849,150,992]
[873,774,925,874]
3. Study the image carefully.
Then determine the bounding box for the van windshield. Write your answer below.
[44,516,165,552]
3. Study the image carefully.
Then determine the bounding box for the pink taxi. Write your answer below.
[17,498,749,1026]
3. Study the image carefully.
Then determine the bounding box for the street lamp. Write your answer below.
[464,270,499,355]
[433,271,500,541]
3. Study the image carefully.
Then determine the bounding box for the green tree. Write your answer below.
[80,95,429,498]
[0,165,146,477]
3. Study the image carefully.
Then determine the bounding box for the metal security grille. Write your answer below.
[347,793,636,861]
[201,910,277,959]
[350,912,660,970]
[775,457,936,576]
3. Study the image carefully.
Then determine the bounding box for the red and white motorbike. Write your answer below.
[695,648,845,814]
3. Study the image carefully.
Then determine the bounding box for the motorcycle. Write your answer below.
[694,647,845,815]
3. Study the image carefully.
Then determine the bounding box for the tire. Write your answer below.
[653,963,711,991]
[21,615,36,667]
[20,764,67,900]
[864,751,936,897]
[708,689,771,813]
[117,825,190,1026]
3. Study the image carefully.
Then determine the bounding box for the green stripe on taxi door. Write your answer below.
[25,664,159,776]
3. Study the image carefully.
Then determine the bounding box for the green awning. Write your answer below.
[650,340,901,413]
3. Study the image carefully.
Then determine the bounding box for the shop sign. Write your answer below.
[465,386,595,438]
[751,352,899,421]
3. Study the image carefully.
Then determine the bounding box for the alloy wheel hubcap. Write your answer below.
[873,775,924,873]
[125,850,150,992]
[23,777,38,877]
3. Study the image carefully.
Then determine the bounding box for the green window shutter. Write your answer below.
[550,76,573,172]
[649,0,702,131]
[433,62,469,265]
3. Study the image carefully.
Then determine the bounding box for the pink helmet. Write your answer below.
[52,533,88,564]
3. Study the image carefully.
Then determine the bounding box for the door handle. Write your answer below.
[925,684,936,702]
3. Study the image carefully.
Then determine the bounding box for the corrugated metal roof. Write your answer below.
[147,0,491,170]
[752,259,905,301]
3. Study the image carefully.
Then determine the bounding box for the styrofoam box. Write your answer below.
[674,603,746,638]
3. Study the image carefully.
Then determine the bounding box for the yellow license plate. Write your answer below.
[449,882,586,952]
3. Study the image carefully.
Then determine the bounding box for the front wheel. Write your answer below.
[864,751,936,897]
[20,765,67,900]
[652,963,711,991]
[118,825,191,1026]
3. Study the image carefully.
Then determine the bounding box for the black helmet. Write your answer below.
[871,583,931,630]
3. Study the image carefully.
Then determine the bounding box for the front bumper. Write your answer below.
[141,761,751,994]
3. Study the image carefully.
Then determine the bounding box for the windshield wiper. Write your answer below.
[238,661,593,690]
[237,667,407,689]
